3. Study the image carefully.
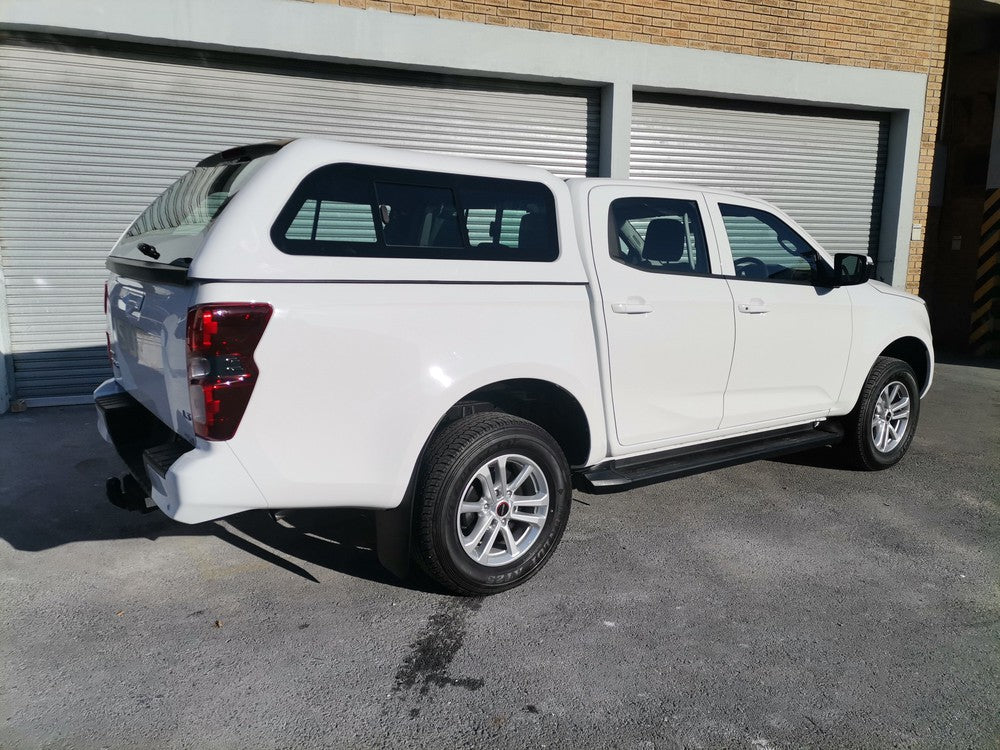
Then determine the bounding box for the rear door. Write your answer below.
[707,196,852,428]
[588,185,735,448]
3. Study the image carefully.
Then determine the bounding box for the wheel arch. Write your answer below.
[376,376,595,580]
[878,336,932,396]
[439,378,593,468]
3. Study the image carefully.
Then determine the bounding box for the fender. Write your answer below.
[834,284,934,415]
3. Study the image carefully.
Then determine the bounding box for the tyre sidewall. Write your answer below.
[429,425,571,593]
[858,364,920,469]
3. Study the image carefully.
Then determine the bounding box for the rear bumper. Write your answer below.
[94,378,268,523]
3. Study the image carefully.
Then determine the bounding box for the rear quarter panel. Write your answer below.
[202,281,607,511]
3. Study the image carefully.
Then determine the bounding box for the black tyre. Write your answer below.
[843,356,920,470]
[414,412,572,595]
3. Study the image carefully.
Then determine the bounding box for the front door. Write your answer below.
[589,186,735,448]
[708,198,853,428]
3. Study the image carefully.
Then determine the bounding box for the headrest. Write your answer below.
[643,219,686,263]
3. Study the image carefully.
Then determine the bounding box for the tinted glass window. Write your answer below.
[286,199,378,243]
[126,156,272,241]
[112,143,284,267]
[463,207,530,247]
[461,184,537,250]
[375,183,462,248]
[608,197,710,275]
[272,164,558,261]
[720,204,818,284]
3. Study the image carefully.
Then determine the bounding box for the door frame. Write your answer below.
[587,183,737,453]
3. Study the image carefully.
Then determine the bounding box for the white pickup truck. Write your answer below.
[96,138,934,594]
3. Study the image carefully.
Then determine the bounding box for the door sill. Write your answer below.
[576,422,843,492]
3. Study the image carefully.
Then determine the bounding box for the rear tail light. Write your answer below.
[185,303,272,441]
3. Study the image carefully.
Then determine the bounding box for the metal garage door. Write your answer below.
[0,36,599,403]
[631,95,888,258]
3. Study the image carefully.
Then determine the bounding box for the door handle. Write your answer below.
[738,298,769,314]
[611,298,654,314]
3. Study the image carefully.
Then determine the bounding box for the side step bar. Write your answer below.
[577,422,843,492]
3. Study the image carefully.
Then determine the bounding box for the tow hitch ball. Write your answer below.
[105,474,155,513]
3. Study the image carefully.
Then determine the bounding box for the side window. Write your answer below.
[271,163,558,261]
[608,197,710,276]
[286,199,377,243]
[375,183,462,248]
[464,208,530,248]
[285,199,316,240]
[719,204,818,284]
[461,182,547,252]
[464,208,496,246]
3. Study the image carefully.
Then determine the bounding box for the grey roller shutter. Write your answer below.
[631,95,888,258]
[0,36,599,402]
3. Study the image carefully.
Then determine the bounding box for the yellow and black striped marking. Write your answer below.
[971,189,1000,355]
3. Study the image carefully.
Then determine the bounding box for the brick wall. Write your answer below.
[310,0,949,293]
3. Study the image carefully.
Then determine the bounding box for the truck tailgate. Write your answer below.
[108,271,195,442]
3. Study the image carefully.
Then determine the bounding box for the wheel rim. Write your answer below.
[456,454,550,567]
[871,380,911,453]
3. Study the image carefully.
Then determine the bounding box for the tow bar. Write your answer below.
[105,474,156,513]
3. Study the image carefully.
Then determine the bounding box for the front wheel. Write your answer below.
[843,356,921,470]
[414,412,571,595]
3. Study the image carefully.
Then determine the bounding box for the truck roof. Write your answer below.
[266,138,751,199]
[277,137,564,184]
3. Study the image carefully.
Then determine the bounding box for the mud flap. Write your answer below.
[375,483,414,581]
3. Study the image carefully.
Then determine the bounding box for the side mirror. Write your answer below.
[832,253,869,286]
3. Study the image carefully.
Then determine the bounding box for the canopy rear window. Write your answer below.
[111,142,283,267]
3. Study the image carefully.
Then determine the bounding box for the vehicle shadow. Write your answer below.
[768,444,856,471]
[0,399,459,591]
[216,508,442,593]
[0,452,442,593]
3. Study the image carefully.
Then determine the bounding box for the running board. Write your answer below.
[577,423,843,492]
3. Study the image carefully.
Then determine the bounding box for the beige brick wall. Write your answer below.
[315,0,949,293]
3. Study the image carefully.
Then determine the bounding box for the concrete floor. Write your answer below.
[0,361,998,749]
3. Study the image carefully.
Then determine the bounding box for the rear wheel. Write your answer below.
[414,412,571,595]
[843,356,920,470]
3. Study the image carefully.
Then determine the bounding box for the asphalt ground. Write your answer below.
[1,361,998,749]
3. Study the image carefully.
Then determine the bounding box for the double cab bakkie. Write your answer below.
[97,138,934,594]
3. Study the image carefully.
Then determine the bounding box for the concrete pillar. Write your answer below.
[599,82,632,179]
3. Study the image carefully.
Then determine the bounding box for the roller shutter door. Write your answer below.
[631,95,888,259]
[0,36,599,402]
